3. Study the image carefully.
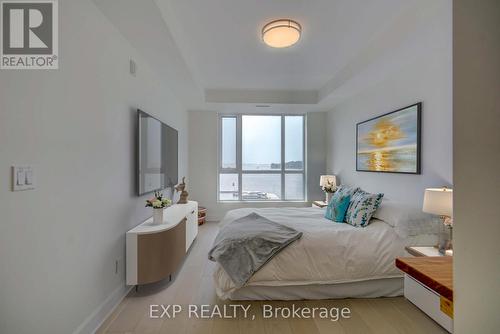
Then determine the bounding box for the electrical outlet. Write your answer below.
[115,257,124,275]
[129,59,136,76]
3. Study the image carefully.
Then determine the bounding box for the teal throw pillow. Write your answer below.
[324,185,360,222]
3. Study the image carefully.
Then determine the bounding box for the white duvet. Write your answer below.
[213,207,436,299]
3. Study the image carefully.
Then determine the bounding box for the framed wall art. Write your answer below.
[356,103,421,174]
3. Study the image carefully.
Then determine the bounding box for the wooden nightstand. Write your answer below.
[396,257,453,332]
[312,200,327,208]
[406,246,453,257]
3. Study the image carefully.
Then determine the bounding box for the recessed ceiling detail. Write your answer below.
[205,89,318,105]
[115,0,448,110]
[262,19,301,48]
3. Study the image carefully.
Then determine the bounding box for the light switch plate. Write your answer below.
[12,166,35,191]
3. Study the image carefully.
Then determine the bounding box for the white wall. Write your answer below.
[325,1,452,206]
[188,111,326,221]
[0,1,188,333]
[453,0,500,332]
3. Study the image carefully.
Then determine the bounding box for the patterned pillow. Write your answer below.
[345,190,384,227]
[324,185,360,222]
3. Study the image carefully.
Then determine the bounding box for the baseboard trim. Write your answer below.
[73,284,132,334]
[206,215,222,222]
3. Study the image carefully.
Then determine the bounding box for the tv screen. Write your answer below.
[137,110,178,196]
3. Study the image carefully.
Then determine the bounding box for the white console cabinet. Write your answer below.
[184,201,198,251]
[126,201,198,286]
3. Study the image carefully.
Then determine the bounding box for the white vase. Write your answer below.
[153,208,164,225]
[326,192,333,203]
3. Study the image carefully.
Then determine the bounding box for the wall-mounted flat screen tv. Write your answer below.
[137,109,178,196]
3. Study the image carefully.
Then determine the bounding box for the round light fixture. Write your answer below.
[262,19,301,48]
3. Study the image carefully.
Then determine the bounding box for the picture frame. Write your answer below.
[356,102,421,174]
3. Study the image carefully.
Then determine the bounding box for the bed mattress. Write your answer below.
[213,207,436,300]
[227,278,404,300]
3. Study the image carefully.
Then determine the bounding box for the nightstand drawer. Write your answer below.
[404,275,453,332]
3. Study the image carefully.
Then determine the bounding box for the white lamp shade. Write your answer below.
[320,175,336,187]
[423,188,453,217]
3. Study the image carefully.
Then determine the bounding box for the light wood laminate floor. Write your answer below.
[98,221,448,334]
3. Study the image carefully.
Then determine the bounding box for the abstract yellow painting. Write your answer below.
[356,103,421,174]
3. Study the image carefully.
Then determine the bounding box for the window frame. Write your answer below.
[217,113,307,202]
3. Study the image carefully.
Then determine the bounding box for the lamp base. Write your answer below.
[437,217,453,255]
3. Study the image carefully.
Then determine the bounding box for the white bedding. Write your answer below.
[214,207,437,299]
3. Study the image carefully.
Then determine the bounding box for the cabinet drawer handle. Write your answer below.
[191,210,195,214]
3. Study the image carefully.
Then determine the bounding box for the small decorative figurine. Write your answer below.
[175,177,189,204]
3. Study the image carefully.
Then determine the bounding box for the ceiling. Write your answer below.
[94,0,449,112]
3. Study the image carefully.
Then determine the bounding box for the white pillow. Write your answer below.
[372,201,439,238]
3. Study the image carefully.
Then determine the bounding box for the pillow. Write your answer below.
[324,185,359,222]
[372,200,438,238]
[344,190,384,227]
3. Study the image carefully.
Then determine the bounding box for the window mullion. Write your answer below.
[218,115,221,201]
[303,115,307,201]
[281,115,285,200]
[237,115,243,201]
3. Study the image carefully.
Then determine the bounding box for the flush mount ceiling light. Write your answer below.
[262,19,302,48]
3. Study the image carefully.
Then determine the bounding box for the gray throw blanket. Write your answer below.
[208,212,302,288]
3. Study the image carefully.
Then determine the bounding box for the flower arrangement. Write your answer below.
[321,180,337,193]
[145,191,172,209]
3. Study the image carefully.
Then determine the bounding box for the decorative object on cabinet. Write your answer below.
[175,177,189,204]
[145,191,172,225]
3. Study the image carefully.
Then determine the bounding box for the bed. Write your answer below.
[212,206,437,300]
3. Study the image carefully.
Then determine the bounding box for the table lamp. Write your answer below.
[423,187,453,254]
[320,175,337,203]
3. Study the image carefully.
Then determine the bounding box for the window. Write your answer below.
[218,114,306,201]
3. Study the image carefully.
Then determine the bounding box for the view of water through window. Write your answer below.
[219,115,305,201]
